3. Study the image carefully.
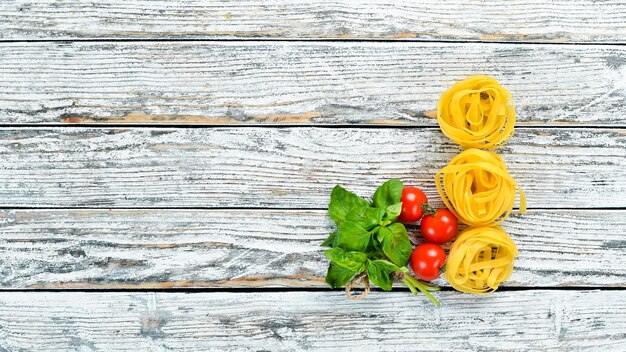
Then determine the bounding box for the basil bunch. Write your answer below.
[322,179,440,305]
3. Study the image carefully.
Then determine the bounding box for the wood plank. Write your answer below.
[0,42,624,126]
[0,127,624,208]
[1,1,625,43]
[0,209,624,288]
[0,290,624,351]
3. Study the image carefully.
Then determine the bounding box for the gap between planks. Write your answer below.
[0,206,624,211]
[1,38,626,46]
[1,286,625,293]
[0,124,626,129]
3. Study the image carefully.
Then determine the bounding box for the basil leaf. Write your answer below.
[324,248,367,272]
[372,259,400,272]
[325,263,355,288]
[320,231,336,247]
[347,207,384,230]
[384,202,402,222]
[372,179,403,209]
[335,222,371,252]
[363,245,381,260]
[375,225,387,243]
[366,259,399,291]
[378,223,412,267]
[328,185,369,226]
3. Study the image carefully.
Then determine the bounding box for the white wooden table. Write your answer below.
[0,1,625,351]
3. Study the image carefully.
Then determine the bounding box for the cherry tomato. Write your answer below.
[410,243,446,281]
[421,208,458,244]
[398,186,428,223]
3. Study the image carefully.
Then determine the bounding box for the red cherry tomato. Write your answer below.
[410,243,446,281]
[421,208,458,244]
[398,186,428,223]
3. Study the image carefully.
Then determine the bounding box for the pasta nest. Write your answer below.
[435,149,526,226]
[437,75,516,149]
[445,226,518,294]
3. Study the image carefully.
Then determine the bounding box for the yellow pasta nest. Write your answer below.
[435,149,526,226]
[437,75,516,149]
[445,226,518,294]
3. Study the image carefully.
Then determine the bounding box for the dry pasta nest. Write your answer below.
[445,226,519,294]
[435,149,526,227]
[437,75,516,149]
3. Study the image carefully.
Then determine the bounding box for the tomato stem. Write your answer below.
[421,202,437,217]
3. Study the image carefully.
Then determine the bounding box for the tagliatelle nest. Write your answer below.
[435,148,526,227]
[445,226,518,294]
[437,75,516,149]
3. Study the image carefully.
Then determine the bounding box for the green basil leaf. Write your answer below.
[378,223,412,267]
[366,259,399,291]
[376,225,388,243]
[372,179,403,209]
[347,207,384,230]
[328,185,369,226]
[325,263,355,288]
[324,248,367,272]
[335,222,371,252]
[384,202,402,222]
[372,259,400,272]
[320,231,337,247]
[363,247,381,260]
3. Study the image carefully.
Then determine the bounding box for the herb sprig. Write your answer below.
[322,179,440,306]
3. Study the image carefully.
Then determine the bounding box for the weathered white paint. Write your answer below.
[0,127,623,208]
[0,42,624,125]
[0,209,624,288]
[1,1,625,43]
[0,290,624,351]
[0,2,623,349]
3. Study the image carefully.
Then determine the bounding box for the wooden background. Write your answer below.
[0,1,625,350]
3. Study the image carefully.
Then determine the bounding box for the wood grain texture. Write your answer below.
[0,42,625,126]
[1,1,625,43]
[0,209,624,288]
[0,127,624,208]
[0,290,624,351]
